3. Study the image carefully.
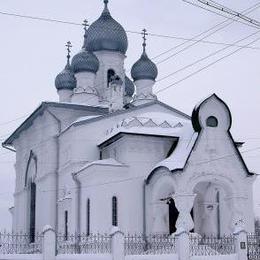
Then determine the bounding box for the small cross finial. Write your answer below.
[142,28,148,52]
[65,41,72,64]
[104,0,109,6]
[82,19,89,31]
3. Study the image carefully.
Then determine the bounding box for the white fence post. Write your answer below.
[110,227,125,260]
[175,228,190,260]
[42,225,56,260]
[234,228,248,260]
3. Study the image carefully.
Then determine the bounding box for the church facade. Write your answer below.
[3,0,255,242]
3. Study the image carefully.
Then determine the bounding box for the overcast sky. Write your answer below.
[0,0,260,230]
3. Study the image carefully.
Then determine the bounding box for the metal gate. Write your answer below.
[247,234,260,260]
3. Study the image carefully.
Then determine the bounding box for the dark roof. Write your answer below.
[85,3,128,54]
[2,102,108,147]
[131,51,158,81]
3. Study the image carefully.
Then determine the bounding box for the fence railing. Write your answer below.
[247,233,260,260]
[56,233,111,254]
[0,231,43,254]
[124,234,176,255]
[189,234,236,256]
[3,230,260,259]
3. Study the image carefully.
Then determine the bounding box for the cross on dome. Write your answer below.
[104,0,109,7]
[142,28,148,52]
[65,41,72,65]
[82,19,89,31]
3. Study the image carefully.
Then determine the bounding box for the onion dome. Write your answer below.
[85,0,128,54]
[131,30,158,81]
[55,41,76,90]
[125,76,135,96]
[71,50,99,74]
[131,51,158,81]
[55,63,76,90]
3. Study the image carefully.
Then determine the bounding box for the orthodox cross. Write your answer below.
[142,28,148,51]
[82,19,89,31]
[65,41,72,63]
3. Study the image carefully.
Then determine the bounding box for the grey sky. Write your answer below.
[0,0,260,230]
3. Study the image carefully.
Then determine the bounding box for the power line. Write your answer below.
[0,114,29,127]
[155,3,260,66]
[0,9,260,51]
[197,0,260,28]
[0,4,259,145]
[155,34,260,94]
[156,28,260,83]
[152,2,260,60]
[183,0,260,30]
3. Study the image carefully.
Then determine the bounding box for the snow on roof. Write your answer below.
[73,115,102,124]
[76,158,127,174]
[153,131,198,172]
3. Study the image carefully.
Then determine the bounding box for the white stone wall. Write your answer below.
[146,95,255,235]
[94,51,125,103]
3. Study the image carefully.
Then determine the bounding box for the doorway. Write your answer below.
[168,198,179,234]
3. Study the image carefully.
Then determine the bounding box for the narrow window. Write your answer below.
[206,116,218,127]
[64,210,68,241]
[112,196,118,226]
[216,191,220,238]
[107,69,115,87]
[30,182,36,243]
[86,199,90,236]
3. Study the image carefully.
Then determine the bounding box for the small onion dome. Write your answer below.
[131,51,158,81]
[85,1,128,54]
[71,50,99,74]
[55,63,76,90]
[125,76,135,96]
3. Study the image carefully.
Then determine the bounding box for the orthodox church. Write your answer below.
[3,0,256,242]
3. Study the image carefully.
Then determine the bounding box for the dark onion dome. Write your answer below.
[125,76,135,96]
[131,51,158,81]
[85,1,128,54]
[55,63,76,90]
[71,50,99,74]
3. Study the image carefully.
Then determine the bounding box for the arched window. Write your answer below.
[107,69,115,87]
[29,182,36,243]
[112,196,118,226]
[64,210,68,241]
[86,199,90,236]
[206,116,218,127]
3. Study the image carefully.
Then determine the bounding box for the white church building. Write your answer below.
[2,0,256,243]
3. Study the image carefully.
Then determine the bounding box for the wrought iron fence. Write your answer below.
[124,234,176,255]
[247,233,260,260]
[0,231,43,254]
[56,233,111,254]
[189,234,236,256]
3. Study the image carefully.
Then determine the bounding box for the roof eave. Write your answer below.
[2,102,109,147]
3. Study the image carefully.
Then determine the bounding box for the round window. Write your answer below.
[206,116,218,127]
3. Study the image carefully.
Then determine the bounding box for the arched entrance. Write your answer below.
[147,170,180,235]
[192,181,232,236]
